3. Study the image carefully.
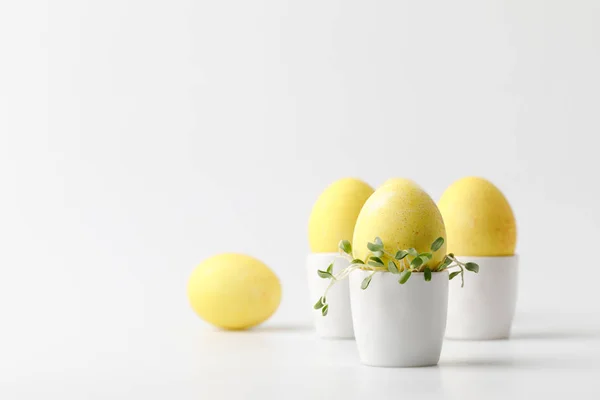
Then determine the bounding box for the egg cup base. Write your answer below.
[445,255,518,340]
[350,270,448,367]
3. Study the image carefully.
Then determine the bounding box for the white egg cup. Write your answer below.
[306,253,354,339]
[349,270,449,367]
[445,255,518,340]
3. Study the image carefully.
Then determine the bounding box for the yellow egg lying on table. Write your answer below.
[353,179,446,267]
[308,178,374,253]
[438,177,516,256]
[187,254,281,330]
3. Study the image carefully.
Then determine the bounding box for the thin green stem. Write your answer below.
[447,255,467,287]
[382,250,395,259]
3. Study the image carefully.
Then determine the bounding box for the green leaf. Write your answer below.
[424,267,432,281]
[430,237,445,252]
[465,262,479,273]
[374,237,383,246]
[313,298,324,309]
[317,270,333,279]
[369,256,384,265]
[388,260,399,274]
[350,259,365,265]
[437,256,453,271]
[367,242,383,252]
[398,270,412,284]
[449,271,460,280]
[410,256,423,269]
[322,304,329,316]
[326,262,333,274]
[372,250,384,258]
[339,240,352,255]
[395,250,408,260]
[407,248,418,257]
[361,274,373,290]
[418,252,433,262]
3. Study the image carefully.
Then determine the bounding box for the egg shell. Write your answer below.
[352,180,447,268]
[308,178,374,253]
[438,177,516,256]
[187,254,281,330]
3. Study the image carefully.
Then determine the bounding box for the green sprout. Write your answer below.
[313,236,479,316]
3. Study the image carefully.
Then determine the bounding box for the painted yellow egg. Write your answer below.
[438,177,516,256]
[308,178,374,253]
[187,254,281,330]
[353,180,447,268]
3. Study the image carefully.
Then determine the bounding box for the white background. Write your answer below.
[1,1,600,398]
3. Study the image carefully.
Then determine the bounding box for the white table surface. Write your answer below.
[4,310,600,399]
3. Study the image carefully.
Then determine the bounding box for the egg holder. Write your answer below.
[446,255,518,340]
[350,269,448,367]
[306,254,354,339]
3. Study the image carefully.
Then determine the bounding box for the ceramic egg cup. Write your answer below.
[446,255,518,340]
[349,270,449,367]
[306,253,354,339]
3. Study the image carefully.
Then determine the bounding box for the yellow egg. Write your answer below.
[353,180,447,268]
[187,254,281,330]
[438,177,516,256]
[308,178,374,253]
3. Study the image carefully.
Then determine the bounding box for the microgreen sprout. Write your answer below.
[313,236,478,316]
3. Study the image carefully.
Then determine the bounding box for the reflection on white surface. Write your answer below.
[5,312,600,399]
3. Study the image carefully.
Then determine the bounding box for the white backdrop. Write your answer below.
[2,0,600,390]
